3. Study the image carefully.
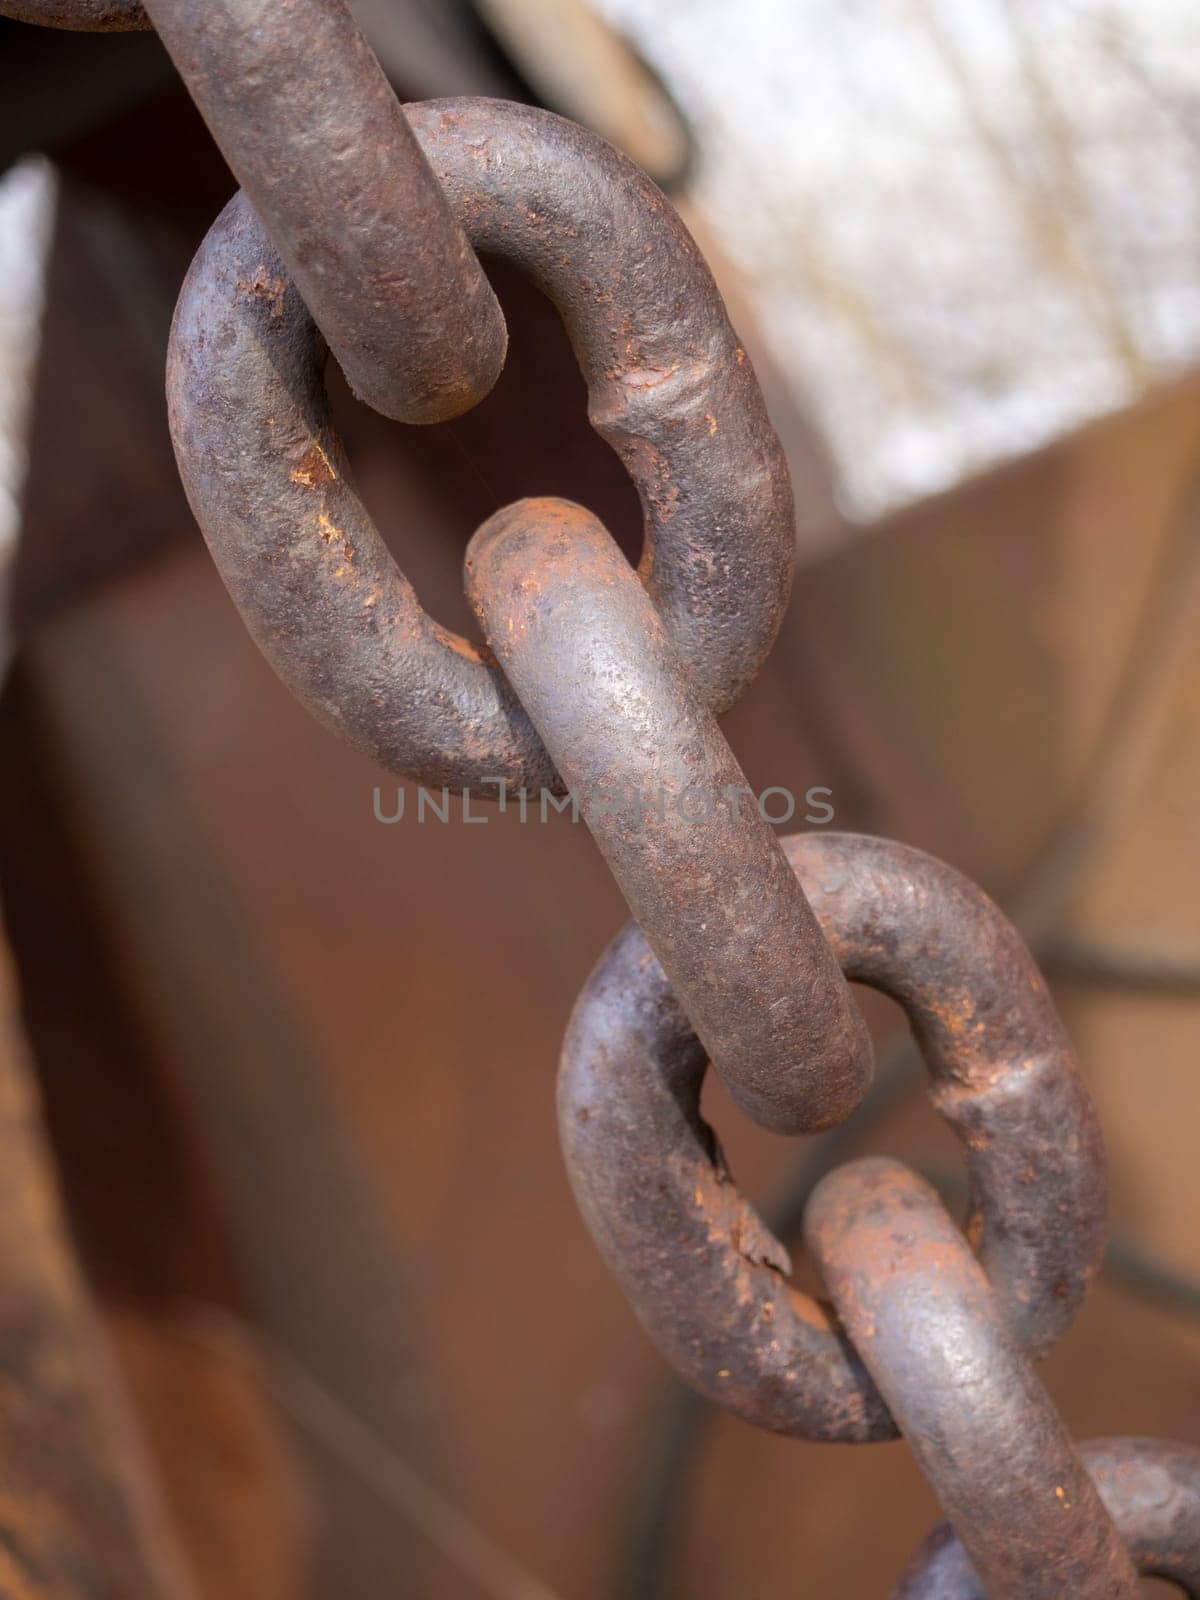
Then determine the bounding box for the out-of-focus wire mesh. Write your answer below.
[592,0,1200,519]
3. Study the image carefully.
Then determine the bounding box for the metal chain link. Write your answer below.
[807,1159,1141,1597]
[0,0,1196,1592]
[896,1439,1200,1597]
[166,99,798,780]
[465,500,870,1134]
[15,0,509,418]
[144,0,508,423]
[0,0,147,28]
[559,830,1107,1439]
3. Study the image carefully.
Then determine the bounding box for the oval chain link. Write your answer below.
[4,0,508,420]
[807,1159,1140,1598]
[559,830,1108,1440]
[166,99,798,788]
[0,0,146,27]
[896,1439,1200,1597]
[466,498,870,1135]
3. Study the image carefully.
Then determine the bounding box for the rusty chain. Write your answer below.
[807,1159,1141,1597]
[1,0,1197,1593]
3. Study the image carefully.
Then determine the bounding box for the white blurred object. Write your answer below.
[474,0,690,185]
[0,158,56,568]
[592,0,1200,518]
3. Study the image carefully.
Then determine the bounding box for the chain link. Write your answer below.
[166,98,798,783]
[559,831,1107,1440]
[147,0,508,423]
[465,499,871,1134]
[896,1439,1200,1597]
[807,1159,1141,1597]
[0,0,146,28]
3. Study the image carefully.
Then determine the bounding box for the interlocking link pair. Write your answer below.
[896,1438,1200,1596]
[20,0,870,1137]
[816,1165,1200,1597]
[9,0,850,1132]
[559,831,1108,1439]
[562,832,1197,1593]
[166,93,872,1137]
[811,1161,1141,1597]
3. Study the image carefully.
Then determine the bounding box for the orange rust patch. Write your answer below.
[444,633,482,662]
[290,440,337,488]
[237,265,287,321]
[788,1288,838,1333]
[316,512,355,565]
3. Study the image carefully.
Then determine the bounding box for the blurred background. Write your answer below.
[0,1,1197,1595]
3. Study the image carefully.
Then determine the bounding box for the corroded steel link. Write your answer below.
[171,186,556,791]
[0,0,146,26]
[406,98,795,716]
[558,831,1107,1441]
[466,499,871,1136]
[0,2,507,419]
[168,101,794,788]
[896,1439,1200,1598]
[142,1,506,423]
[807,1159,1140,1599]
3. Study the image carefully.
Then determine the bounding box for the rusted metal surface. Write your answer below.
[895,1438,1200,1597]
[167,100,794,789]
[0,932,185,1597]
[407,97,793,719]
[0,0,511,411]
[0,0,146,28]
[558,830,1107,1440]
[140,2,506,425]
[0,12,1193,1584]
[806,1158,1139,1599]
[466,496,869,1135]
[0,2,508,418]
